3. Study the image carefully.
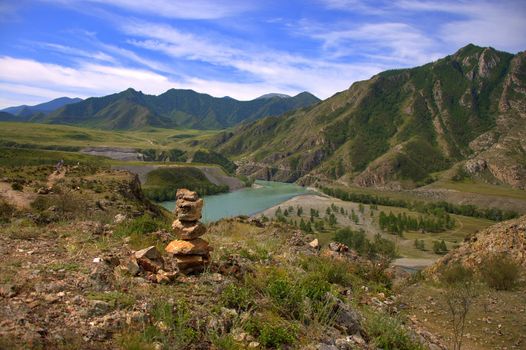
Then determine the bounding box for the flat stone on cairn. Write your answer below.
[165,189,212,274]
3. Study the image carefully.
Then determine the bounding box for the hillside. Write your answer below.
[30,89,319,130]
[1,97,82,119]
[210,45,526,190]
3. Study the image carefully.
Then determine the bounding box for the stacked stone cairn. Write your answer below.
[165,189,212,274]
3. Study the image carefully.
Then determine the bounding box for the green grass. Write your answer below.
[439,180,526,200]
[0,121,216,151]
[142,166,229,201]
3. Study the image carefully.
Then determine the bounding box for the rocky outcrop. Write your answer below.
[426,215,526,275]
[165,189,212,274]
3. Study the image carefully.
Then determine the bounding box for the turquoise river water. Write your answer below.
[160,180,311,223]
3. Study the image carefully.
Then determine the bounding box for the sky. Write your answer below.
[0,0,525,108]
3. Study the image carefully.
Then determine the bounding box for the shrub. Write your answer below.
[300,255,354,286]
[245,314,297,348]
[11,182,23,191]
[364,309,424,350]
[114,214,168,237]
[220,284,252,311]
[479,254,520,291]
[0,199,15,223]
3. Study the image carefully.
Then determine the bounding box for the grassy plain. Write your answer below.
[0,121,217,150]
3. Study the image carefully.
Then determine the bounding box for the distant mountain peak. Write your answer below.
[1,96,83,117]
[256,93,291,99]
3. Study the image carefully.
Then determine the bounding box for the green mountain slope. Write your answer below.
[34,89,319,130]
[210,45,526,190]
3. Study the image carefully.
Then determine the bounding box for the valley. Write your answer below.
[0,44,525,350]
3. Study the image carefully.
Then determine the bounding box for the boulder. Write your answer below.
[176,188,199,201]
[135,246,164,273]
[165,238,212,256]
[135,246,161,260]
[175,198,204,221]
[309,238,319,249]
[172,219,206,240]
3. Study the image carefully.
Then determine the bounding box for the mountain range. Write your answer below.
[0,89,319,130]
[208,44,526,190]
[1,97,82,118]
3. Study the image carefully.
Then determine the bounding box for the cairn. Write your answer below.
[165,189,212,274]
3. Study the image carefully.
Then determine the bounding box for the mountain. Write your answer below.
[257,93,291,99]
[209,45,526,190]
[34,89,320,130]
[0,111,18,122]
[2,97,82,118]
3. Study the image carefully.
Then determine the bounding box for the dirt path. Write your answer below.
[46,169,66,188]
[0,182,36,209]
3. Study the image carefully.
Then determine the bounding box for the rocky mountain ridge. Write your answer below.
[210,44,526,190]
[2,89,319,130]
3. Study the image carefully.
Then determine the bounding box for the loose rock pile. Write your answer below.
[165,189,212,274]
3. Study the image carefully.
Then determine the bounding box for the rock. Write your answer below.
[176,188,199,201]
[171,219,206,240]
[136,256,163,273]
[155,270,177,284]
[88,300,112,317]
[248,341,260,348]
[317,345,338,350]
[175,198,204,221]
[464,159,487,174]
[0,283,18,298]
[37,187,49,194]
[309,238,319,249]
[174,254,210,274]
[135,246,164,273]
[328,242,349,252]
[165,238,212,256]
[114,214,126,224]
[125,259,140,276]
[135,246,161,260]
[326,293,361,335]
[248,217,264,227]
[88,264,114,291]
[126,311,146,326]
[335,338,352,350]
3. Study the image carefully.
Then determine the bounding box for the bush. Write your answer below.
[300,255,354,287]
[245,314,297,348]
[11,182,23,191]
[220,284,252,311]
[114,214,168,237]
[364,309,424,350]
[479,254,521,291]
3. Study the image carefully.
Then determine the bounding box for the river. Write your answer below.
[160,180,312,223]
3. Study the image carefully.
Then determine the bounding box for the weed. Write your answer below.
[220,284,252,311]
[479,254,521,291]
[245,312,298,348]
[86,291,136,309]
[364,308,424,350]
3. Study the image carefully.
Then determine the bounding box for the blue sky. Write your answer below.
[0,0,525,108]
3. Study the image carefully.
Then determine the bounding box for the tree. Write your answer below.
[297,206,303,216]
[440,264,479,350]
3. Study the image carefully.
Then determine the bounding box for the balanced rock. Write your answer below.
[165,238,212,256]
[176,188,199,201]
[176,198,204,222]
[172,219,206,240]
[174,254,210,274]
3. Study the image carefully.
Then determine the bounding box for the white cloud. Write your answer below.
[310,22,443,65]
[49,0,255,20]
[120,20,385,98]
[396,0,526,53]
